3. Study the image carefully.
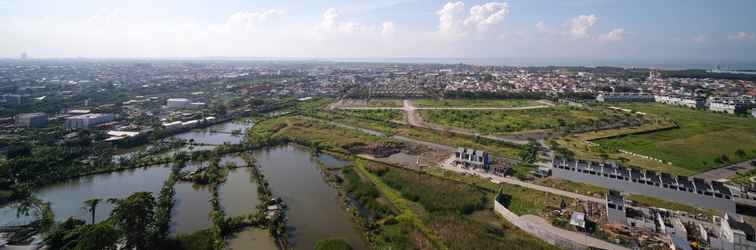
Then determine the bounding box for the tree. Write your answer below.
[109,192,157,250]
[82,198,101,225]
[736,149,747,158]
[44,217,87,249]
[69,222,121,250]
[14,196,55,232]
[519,141,540,164]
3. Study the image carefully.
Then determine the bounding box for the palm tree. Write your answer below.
[83,198,101,224]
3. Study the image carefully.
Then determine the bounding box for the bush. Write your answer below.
[314,239,353,250]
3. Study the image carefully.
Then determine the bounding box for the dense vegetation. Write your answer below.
[314,239,354,250]
[372,165,487,215]
[357,160,558,250]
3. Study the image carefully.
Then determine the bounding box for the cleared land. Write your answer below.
[593,104,756,174]
[414,99,543,108]
[419,106,630,134]
[357,160,558,250]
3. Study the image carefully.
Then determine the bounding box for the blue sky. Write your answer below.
[0,0,754,64]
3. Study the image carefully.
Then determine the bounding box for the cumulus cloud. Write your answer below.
[436,1,509,37]
[464,2,509,31]
[436,1,466,36]
[317,8,392,36]
[728,31,755,40]
[599,28,625,41]
[223,9,285,32]
[566,14,598,39]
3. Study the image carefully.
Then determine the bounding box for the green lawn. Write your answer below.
[594,104,756,174]
[420,106,622,134]
[414,99,542,108]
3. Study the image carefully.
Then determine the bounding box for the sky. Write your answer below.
[1,0,755,65]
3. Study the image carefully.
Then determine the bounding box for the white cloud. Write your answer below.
[381,22,396,38]
[728,31,755,40]
[566,14,598,39]
[317,8,392,35]
[599,28,625,41]
[535,21,546,32]
[436,1,465,36]
[464,2,509,31]
[223,9,285,32]
[436,1,509,37]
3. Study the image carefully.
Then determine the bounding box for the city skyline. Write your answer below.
[1,0,755,63]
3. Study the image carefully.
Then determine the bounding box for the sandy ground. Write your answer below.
[227,228,278,250]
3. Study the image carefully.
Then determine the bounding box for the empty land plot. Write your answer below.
[594,103,756,174]
[419,106,614,134]
[414,99,542,108]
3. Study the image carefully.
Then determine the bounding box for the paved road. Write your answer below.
[439,158,604,203]
[519,215,630,250]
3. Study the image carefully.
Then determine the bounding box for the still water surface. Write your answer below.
[1,123,364,248]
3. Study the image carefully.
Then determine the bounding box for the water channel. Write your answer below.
[0,120,366,249]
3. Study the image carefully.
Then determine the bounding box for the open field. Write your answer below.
[414,99,543,108]
[333,99,403,108]
[394,126,522,159]
[358,160,558,250]
[247,116,388,155]
[593,103,756,174]
[419,106,632,134]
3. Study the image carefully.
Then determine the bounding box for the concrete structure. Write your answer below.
[14,112,48,128]
[655,95,706,109]
[708,96,756,114]
[606,190,627,225]
[64,113,114,130]
[710,102,748,114]
[454,147,491,170]
[670,218,693,250]
[552,157,735,212]
[718,213,756,250]
[166,98,191,109]
[596,92,655,102]
[752,109,756,118]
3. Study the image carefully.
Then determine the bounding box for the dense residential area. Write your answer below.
[0,59,755,250]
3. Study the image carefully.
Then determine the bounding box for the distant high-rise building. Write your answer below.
[20,52,27,60]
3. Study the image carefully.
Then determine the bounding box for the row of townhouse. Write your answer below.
[596,92,655,102]
[654,95,706,109]
[707,96,756,114]
[551,157,736,212]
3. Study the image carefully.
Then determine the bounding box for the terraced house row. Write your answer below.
[551,156,736,212]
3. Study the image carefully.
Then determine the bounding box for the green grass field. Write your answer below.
[365,99,403,107]
[594,104,756,174]
[420,106,618,134]
[414,99,542,108]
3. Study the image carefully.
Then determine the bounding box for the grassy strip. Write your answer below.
[396,126,522,158]
[414,99,541,108]
[353,159,449,250]
[593,103,756,173]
